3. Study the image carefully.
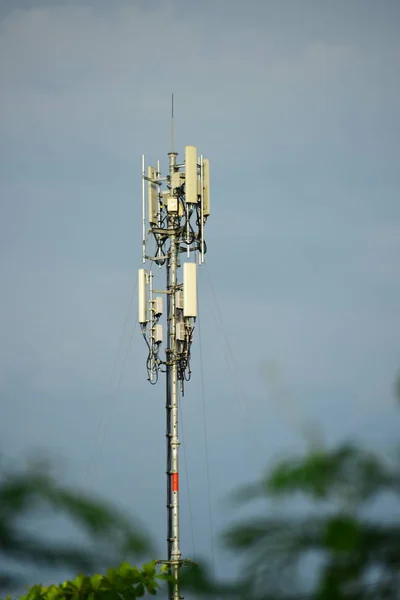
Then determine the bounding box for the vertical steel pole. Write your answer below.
[166,151,181,600]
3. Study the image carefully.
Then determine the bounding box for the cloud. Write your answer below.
[0,2,383,172]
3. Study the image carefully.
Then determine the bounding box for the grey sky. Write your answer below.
[1,0,400,587]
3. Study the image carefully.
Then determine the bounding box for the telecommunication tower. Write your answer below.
[138,102,210,600]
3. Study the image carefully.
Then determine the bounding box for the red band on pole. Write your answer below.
[172,473,179,492]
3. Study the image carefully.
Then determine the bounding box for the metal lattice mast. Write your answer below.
[138,107,210,600]
[166,149,180,596]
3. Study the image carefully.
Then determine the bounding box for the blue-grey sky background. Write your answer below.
[1,0,400,588]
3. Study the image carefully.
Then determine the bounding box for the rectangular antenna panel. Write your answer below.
[138,269,147,324]
[148,166,158,224]
[185,145,198,204]
[167,196,178,213]
[154,296,163,317]
[171,171,185,190]
[176,322,186,341]
[153,323,163,343]
[203,159,210,217]
[183,262,197,318]
[175,290,184,309]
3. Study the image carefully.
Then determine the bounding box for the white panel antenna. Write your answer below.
[138,268,147,324]
[148,166,158,224]
[175,322,186,341]
[185,145,198,204]
[203,159,210,217]
[175,290,184,310]
[154,296,163,317]
[183,262,197,318]
[153,323,163,344]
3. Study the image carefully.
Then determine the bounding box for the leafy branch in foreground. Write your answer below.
[3,561,173,600]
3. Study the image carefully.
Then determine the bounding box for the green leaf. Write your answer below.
[117,562,132,578]
[134,583,145,597]
[323,515,360,552]
[106,568,117,585]
[157,574,174,582]
[142,561,156,577]
[25,584,44,600]
[145,580,159,595]
[73,573,86,590]
[90,574,103,590]
[45,585,61,600]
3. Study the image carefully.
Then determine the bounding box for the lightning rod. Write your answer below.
[138,102,211,600]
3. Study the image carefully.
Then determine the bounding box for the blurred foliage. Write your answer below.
[223,444,400,599]
[0,457,152,592]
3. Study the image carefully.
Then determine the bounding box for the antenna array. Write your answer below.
[138,133,210,600]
